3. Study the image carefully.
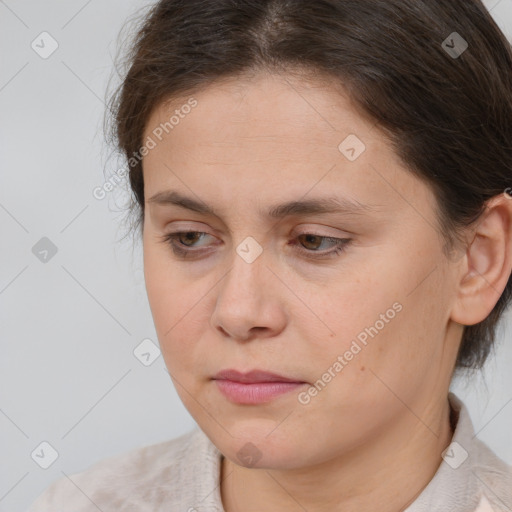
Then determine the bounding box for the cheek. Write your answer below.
[144,245,177,327]
[143,243,205,364]
[301,250,445,383]
[336,268,452,408]
[301,270,396,350]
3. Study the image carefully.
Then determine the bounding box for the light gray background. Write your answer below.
[1,1,511,510]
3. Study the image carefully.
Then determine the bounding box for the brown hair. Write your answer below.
[104,0,512,373]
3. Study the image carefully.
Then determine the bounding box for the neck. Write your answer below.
[220,396,454,512]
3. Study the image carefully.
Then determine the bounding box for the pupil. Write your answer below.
[183,232,198,245]
[303,234,320,249]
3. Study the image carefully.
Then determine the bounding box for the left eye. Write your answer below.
[290,233,351,259]
[294,233,342,251]
[161,231,351,260]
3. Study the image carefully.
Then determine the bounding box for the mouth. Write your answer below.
[212,369,307,404]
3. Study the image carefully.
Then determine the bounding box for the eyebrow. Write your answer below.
[147,190,381,218]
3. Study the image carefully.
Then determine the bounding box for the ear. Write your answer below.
[451,192,512,326]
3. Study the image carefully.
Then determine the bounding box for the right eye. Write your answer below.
[161,231,213,258]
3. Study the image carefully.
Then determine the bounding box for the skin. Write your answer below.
[141,70,512,512]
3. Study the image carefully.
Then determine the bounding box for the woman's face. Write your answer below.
[141,71,463,469]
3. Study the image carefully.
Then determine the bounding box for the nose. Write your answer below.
[210,244,287,342]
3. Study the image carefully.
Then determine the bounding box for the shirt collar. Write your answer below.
[405,391,512,512]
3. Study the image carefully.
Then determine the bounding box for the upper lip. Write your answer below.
[213,369,305,384]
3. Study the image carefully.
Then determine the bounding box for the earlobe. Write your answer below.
[450,195,512,326]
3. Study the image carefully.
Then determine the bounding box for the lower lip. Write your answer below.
[214,380,306,404]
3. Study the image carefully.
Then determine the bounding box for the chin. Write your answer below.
[207,423,307,469]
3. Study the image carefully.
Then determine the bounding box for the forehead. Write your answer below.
[141,71,437,225]
[143,71,374,151]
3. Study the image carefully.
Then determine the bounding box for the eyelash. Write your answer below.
[160,231,351,260]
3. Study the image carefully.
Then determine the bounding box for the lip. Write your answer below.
[212,369,307,405]
[213,369,304,383]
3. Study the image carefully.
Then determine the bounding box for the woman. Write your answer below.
[28,0,512,510]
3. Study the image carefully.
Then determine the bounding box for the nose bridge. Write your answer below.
[210,235,279,339]
[222,235,268,302]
